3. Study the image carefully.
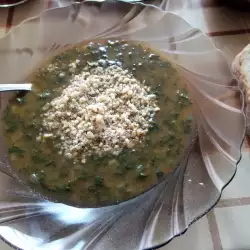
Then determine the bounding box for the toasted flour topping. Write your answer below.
[40,65,159,163]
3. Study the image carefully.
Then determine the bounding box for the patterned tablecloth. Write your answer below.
[0,1,250,250]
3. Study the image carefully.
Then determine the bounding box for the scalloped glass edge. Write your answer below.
[0,1,246,250]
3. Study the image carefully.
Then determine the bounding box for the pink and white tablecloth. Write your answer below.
[0,1,250,249]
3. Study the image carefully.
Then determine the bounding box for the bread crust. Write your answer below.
[232,45,250,133]
[232,44,250,100]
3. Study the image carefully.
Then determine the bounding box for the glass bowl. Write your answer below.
[0,1,246,249]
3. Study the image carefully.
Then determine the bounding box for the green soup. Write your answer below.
[2,40,192,207]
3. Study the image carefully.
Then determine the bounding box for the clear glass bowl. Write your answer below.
[0,2,245,249]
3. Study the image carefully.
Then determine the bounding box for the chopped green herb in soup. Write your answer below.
[2,40,192,207]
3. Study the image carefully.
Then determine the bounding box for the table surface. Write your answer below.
[0,0,250,250]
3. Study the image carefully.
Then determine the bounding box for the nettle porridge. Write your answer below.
[2,40,192,207]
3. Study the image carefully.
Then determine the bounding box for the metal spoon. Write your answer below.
[0,84,32,92]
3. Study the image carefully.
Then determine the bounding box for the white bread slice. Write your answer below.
[232,44,250,101]
[232,45,250,133]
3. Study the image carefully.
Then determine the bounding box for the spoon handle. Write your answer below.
[0,84,32,92]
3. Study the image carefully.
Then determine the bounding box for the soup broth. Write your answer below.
[2,40,192,207]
